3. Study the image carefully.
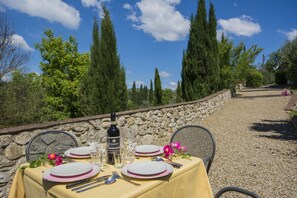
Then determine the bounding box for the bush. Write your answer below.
[275,70,287,85]
[246,68,264,88]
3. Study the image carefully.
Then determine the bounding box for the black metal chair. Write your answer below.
[170,125,216,174]
[26,130,79,161]
[215,186,260,198]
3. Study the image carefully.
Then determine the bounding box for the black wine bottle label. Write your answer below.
[107,136,120,153]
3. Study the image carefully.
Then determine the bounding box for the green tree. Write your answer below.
[181,0,212,101]
[131,81,137,104]
[162,88,174,105]
[0,70,44,128]
[79,18,101,115]
[280,37,297,84]
[35,29,89,120]
[218,34,234,89]
[80,6,127,114]
[154,68,162,105]
[176,81,182,103]
[149,79,154,104]
[208,3,220,92]
[99,5,127,112]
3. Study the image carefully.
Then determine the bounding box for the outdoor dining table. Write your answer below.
[9,156,213,198]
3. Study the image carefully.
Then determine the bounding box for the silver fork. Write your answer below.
[112,171,141,186]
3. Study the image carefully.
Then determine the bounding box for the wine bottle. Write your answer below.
[107,112,120,165]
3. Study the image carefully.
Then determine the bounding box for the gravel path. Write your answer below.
[198,87,297,197]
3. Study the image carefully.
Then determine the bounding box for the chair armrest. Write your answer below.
[215,186,260,198]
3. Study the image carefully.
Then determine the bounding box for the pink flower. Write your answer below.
[179,146,187,152]
[55,156,63,166]
[170,142,181,149]
[163,144,174,156]
[47,153,57,160]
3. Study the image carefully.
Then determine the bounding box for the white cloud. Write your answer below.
[218,15,261,37]
[278,28,297,41]
[169,81,177,90]
[81,0,110,18]
[123,0,190,41]
[159,71,170,78]
[233,2,238,7]
[1,73,11,82]
[135,80,144,86]
[11,34,33,51]
[0,0,80,29]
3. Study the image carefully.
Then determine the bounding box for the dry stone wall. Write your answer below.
[0,89,231,197]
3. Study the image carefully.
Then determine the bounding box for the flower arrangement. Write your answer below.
[281,89,289,96]
[19,153,63,171]
[163,142,191,160]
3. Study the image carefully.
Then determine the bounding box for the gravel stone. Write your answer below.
[198,87,297,198]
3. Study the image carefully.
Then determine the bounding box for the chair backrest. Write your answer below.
[170,125,216,174]
[26,131,79,161]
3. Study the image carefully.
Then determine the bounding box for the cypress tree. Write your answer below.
[176,81,182,103]
[79,18,102,115]
[143,85,148,101]
[149,79,154,105]
[181,0,211,101]
[208,3,219,92]
[154,68,162,106]
[100,5,127,112]
[131,81,137,104]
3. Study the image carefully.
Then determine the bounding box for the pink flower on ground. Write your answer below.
[55,156,63,166]
[47,153,57,160]
[170,142,181,150]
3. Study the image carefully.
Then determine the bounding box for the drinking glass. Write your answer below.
[98,143,107,169]
[113,152,124,168]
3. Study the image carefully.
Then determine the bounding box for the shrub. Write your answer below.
[246,68,264,88]
[275,70,287,85]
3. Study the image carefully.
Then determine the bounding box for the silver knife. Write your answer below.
[67,175,111,190]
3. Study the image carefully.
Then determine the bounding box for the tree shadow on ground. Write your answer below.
[250,119,297,141]
[235,94,282,99]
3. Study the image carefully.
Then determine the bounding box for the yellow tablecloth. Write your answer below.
[9,157,213,198]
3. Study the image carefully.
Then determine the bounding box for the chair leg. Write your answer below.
[214,186,260,198]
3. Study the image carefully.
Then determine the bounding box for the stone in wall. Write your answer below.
[0,135,12,148]
[4,143,23,160]
[15,132,31,145]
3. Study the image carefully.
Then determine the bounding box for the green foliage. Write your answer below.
[208,3,220,92]
[176,81,182,103]
[218,34,233,89]
[35,29,89,120]
[246,68,264,88]
[162,88,175,105]
[275,70,287,85]
[0,70,44,128]
[79,6,127,115]
[220,66,235,89]
[131,81,137,104]
[154,68,162,105]
[149,79,154,105]
[181,0,219,101]
[280,37,297,84]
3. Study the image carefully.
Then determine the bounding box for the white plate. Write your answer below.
[128,161,167,176]
[121,163,173,179]
[50,162,92,177]
[64,149,91,159]
[69,147,91,156]
[43,164,100,183]
[135,145,160,154]
[135,147,163,157]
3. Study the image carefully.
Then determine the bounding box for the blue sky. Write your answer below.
[0,0,296,89]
